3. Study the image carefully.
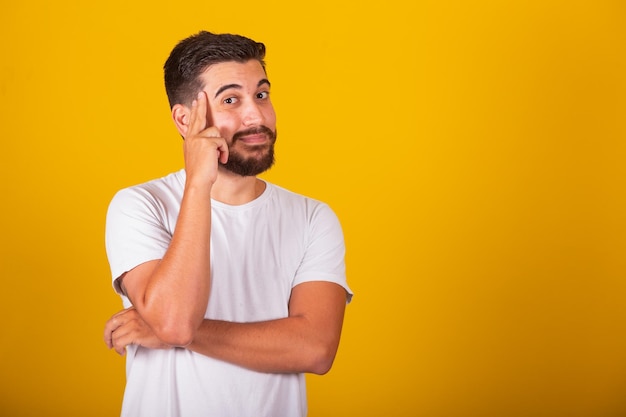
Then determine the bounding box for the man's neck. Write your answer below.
[209,169,266,206]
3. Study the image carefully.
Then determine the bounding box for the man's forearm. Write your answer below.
[186,281,347,374]
[187,317,335,375]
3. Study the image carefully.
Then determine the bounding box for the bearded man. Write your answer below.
[103,31,352,417]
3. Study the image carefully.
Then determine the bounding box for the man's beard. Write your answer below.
[222,126,277,177]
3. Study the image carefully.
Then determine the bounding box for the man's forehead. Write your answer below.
[201,60,267,87]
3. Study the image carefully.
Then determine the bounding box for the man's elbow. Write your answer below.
[154,321,196,347]
[307,343,338,375]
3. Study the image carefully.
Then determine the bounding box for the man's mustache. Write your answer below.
[232,126,276,143]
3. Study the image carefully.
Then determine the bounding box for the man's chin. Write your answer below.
[222,154,275,177]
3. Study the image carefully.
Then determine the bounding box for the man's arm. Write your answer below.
[188,281,347,374]
[105,281,348,375]
[117,92,228,347]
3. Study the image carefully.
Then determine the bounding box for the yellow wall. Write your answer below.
[1,1,625,416]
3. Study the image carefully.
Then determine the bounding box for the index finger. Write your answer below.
[187,91,211,136]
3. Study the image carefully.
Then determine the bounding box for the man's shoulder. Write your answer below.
[265,181,322,204]
[115,169,185,197]
[265,182,328,211]
[109,169,185,212]
[264,182,337,221]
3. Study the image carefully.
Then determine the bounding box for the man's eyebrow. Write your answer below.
[214,84,241,99]
[213,79,271,99]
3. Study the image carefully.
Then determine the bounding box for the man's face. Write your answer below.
[199,60,277,176]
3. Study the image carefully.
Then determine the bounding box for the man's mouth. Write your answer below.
[233,126,275,146]
[238,133,268,144]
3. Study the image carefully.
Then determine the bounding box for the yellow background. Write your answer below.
[1,1,625,416]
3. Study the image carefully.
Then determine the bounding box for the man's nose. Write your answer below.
[242,102,264,126]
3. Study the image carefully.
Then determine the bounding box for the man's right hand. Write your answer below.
[183,91,229,187]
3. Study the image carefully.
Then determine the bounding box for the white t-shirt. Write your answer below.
[105,169,352,417]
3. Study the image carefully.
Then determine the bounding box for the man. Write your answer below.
[103,31,352,417]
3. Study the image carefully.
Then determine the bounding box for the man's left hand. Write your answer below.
[104,307,171,355]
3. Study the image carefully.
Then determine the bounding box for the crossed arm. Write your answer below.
[104,275,347,375]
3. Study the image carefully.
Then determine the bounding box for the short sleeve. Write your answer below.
[105,187,173,295]
[293,202,353,303]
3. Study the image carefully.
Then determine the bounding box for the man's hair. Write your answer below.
[164,31,266,108]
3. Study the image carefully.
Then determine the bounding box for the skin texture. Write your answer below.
[103,60,347,375]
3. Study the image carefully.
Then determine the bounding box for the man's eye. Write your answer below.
[257,91,269,99]
[224,97,238,104]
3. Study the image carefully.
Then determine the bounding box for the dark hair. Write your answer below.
[163,31,266,108]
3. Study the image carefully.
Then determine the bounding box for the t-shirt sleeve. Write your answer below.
[293,202,353,303]
[105,187,172,295]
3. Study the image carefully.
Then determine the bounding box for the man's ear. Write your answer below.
[171,103,190,138]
